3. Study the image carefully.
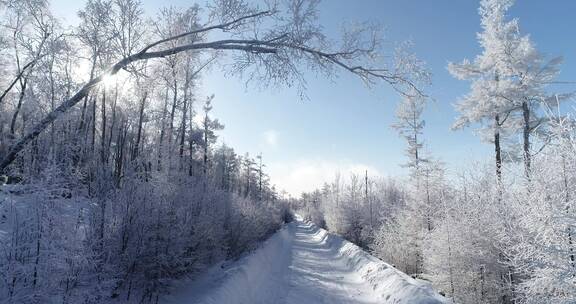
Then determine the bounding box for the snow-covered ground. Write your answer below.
[164,218,448,304]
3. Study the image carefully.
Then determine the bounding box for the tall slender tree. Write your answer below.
[391,89,427,177]
[449,0,518,183]
[201,95,223,175]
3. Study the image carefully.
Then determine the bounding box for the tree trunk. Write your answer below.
[101,88,107,164]
[179,93,188,165]
[413,109,420,171]
[32,206,42,288]
[99,198,106,259]
[115,121,127,187]
[425,171,432,232]
[0,60,35,105]
[133,91,147,161]
[365,170,372,228]
[245,160,250,197]
[168,70,178,169]
[9,78,28,137]
[562,155,575,267]
[79,58,97,132]
[91,93,97,154]
[203,117,209,175]
[107,87,118,160]
[79,96,88,132]
[49,57,56,159]
[188,101,195,176]
[157,87,169,171]
[494,114,502,184]
[522,100,531,179]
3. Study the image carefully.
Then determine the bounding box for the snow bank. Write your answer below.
[312,224,448,304]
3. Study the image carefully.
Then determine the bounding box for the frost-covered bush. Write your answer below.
[504,137,576,304]
[0,165,287,303]
[0,166,92,303]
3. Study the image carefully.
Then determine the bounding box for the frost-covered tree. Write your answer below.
[503,108,576,304]
[201,95,223,175]
[373,159,445,275]
[492,31,568,179]
[449,0,519,183]
[76,0,114,145]
[423,165,513,303]
[391,89,427,175]
[0,0,428,172]
[450,0,570,181]
[0,1,293,301]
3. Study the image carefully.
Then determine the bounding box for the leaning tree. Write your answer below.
[0,0,429,171]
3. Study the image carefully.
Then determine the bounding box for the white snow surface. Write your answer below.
[164,218,448,304]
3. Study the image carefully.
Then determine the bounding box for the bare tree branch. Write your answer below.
[0,58,36,104]
[140,10,274,54]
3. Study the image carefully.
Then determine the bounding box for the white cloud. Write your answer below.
[262,129,279,147]
[267,159,381,197]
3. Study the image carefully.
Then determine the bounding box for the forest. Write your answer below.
[297,1,576,304]
[0,0,574,303]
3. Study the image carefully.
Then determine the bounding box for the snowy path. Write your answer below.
[284,222,383,303]
[165,219,446,304]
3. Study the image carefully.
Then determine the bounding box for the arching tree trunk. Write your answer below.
[0,12,409,172]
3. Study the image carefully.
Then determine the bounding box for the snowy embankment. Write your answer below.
[164,217,448,304]
[334,229,447,304]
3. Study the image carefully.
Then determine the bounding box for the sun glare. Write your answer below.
[100,73,117,88]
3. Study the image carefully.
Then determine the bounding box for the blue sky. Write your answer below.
[50,0,576,196]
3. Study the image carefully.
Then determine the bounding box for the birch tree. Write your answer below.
[0,0,428,172]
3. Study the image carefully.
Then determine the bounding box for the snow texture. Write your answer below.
[165,217,447,304]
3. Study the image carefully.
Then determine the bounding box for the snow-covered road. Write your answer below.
[284,222,392,303]
[165,219,447,304]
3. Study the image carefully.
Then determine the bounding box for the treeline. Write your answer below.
[0,0,290,302]
[297,1,576,303]
[298,137,576,304]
